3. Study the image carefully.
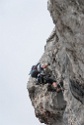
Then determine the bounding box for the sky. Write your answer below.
[0,0,54,125]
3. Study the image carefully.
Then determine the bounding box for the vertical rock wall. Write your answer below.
[27,0,84,125]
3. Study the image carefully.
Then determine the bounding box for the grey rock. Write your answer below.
[27,0,84,124]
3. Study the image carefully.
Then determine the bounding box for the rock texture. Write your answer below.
[27,0,84,125]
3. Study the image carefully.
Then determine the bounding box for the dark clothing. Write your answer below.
[44,76,56,84]
[29,63,41,78]
[31,70,40,78]
[37,74,56,84]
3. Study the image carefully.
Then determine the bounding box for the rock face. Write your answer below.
[27,0,84,125]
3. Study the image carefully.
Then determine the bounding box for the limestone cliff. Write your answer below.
[27,0,84,125]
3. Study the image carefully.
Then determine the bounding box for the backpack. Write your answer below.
[30,65,39,78]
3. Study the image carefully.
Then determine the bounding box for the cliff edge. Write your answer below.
[27,0,84,125]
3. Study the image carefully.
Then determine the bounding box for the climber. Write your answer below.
[29,62,64,92]
[36,63,63,92]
